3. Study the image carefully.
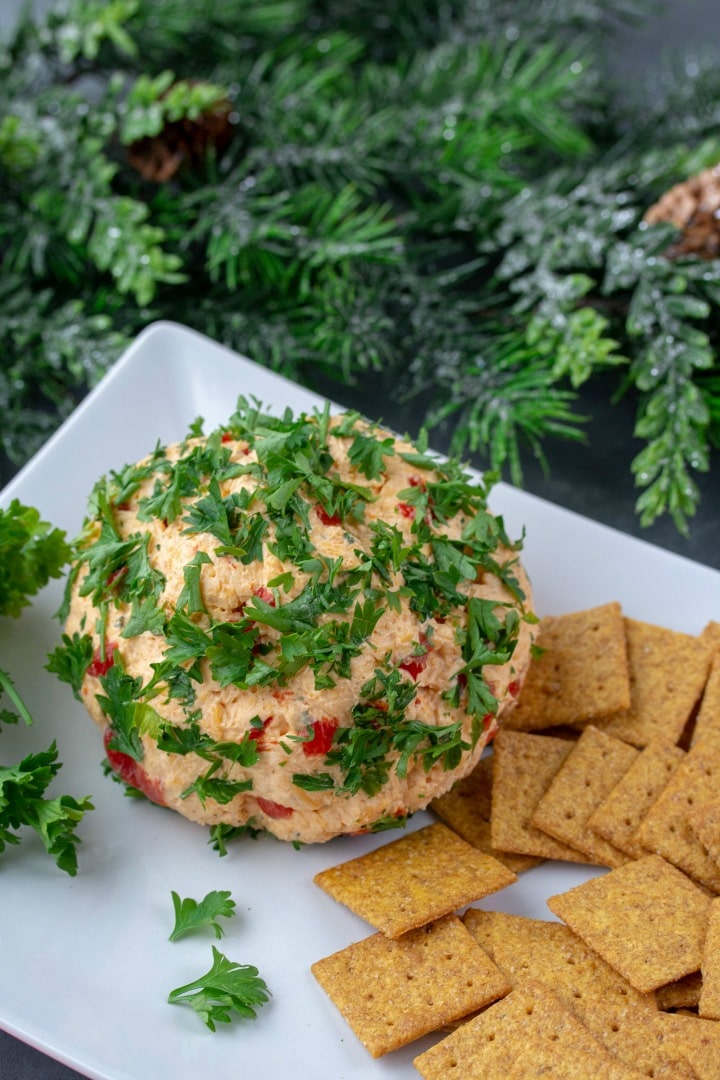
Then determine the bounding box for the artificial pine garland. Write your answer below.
[1,0,719,534]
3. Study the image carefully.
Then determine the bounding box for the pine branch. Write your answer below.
[701,372,720,450]
[614,241,717,533]
[0,277,132,466]
[0,87,184,303]
[1,0,719,540]
[124,0,308,70]
[308,0,649,63]
[186,178,402,296]
[426,332,588,486]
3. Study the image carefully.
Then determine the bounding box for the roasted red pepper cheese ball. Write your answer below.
[61,404,534,843]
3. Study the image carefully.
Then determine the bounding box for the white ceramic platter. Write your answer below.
[1,322,718,1080]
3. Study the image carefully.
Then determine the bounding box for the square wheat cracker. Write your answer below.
[602,618,713,747]
[414,982,646,1080]
[688,797,720,869]
[501,601,630,732]
[702,620,720,652]
[699,897,720,1019]
[634,732,720,893]
[465,916,695,1079]
[691,653,720,746]
[311,913,510,1058]
[463,908,655,1013]
[461,910,696,1079]
[313,822,516,938]
[587,740,685,859]
[530,725,638,868]
[653,1011,720,1080]
[490,730,588,863]
[547,854,712,994]
[575,995,695,1079]
[430,755,541,874]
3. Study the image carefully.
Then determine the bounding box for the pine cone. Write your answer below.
[128,91,234,183]
[643,164,720,259]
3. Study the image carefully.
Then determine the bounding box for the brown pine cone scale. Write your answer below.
[643,165,720,259]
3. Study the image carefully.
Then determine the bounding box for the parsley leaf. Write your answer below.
[45,632,94,699]
[0,738,93,876]
[162,611,210,674]
[182,774,254,806]
[153,716,215,758]
[182,478,235,545]
[347,430,396,479]
[208,822,262,856]
[216,513,268,563]
[167,946,271,1031]
[137,464,189,524]
[96,661,147,762]
[77,518,164,608]
[121,595,166,638]
[291,772,335,791]
[246,577,355,634]
[169,889,236,941]
[176,551,211,614]
[206,623,260,688]
[0,500,71,617]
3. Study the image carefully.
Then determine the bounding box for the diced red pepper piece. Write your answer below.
[408,475,427,490]
[248,716,273,749]
[508,679,522,698]
[103,728,166,806]
[107,566,127,591]
[253,585,276,607]
[256,796,294,819]
[399,653,428,680]
[400,635,431,681]
[271,688,293,702]
[397,501,416,519]
[301,717,338,756]
[87,643,117,678]
[315,504,342,527]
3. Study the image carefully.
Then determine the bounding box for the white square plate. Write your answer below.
[1,321,718,1080]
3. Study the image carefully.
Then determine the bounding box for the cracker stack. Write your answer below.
[310,602,720,1076]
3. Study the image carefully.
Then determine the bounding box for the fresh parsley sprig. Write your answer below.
[0,499,71,618]
[1,501,93,874]
[0,671,94,875]
[168,946,271,1031]
[169,889,236,941]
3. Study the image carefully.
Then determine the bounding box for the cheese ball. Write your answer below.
[60,402,534,843]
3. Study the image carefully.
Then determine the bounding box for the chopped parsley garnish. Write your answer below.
[176,551,212,614]
[182,772,253,807]
[208,821,262,855]
[97,661,152,762]
[347,429,396,479]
